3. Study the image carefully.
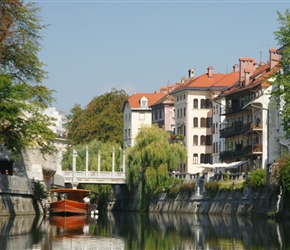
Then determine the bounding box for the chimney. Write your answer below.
[188,68,195,78]
[269,48,279,69]
[239,57,254,82]
[244,68,251,86]
[233,64,239,72]
[253,60,257,71]
[207,66,213,78]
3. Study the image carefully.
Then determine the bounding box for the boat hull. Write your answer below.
[50,199,88,215]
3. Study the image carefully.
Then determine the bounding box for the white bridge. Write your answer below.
[61,170,126,185]
[57,147,127,187]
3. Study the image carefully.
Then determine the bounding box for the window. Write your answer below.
[177,109,179,118]
[183,107,186,117]
[200,118,206,127]
[206,117,211,128]
[177,96,179,101]
[125,114,127,122]
[159,109,162,119]
[129,113,131,122]
[193,153,198,164]
[205,153,211,164]
[206,135,212,145]
[193,117,198,127]
[139,112,145,120]
[200,154,205,163]
[200,135,206,145]
[128,129,131,138]
[140,96,148,107]
[200,99,206,109]
[154,110,158,120]
[193,135,198,145]
[125,129,127,139]
[205,99,212,108]
[193,99,198,109]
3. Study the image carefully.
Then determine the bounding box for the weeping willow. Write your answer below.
[126,124,187,209]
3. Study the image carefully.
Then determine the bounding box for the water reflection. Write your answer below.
[0,212,290,249]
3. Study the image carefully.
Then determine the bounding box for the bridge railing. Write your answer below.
[61,171,126,179]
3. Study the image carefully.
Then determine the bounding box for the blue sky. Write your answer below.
[35,1,289,114]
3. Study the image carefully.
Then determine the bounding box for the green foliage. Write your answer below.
[270,10,290,139]
[126,125,187,194]
[224,173,230,181]
[32,179,48,201]
[180,182,196,192]
[0,1,56,158]
[66,88,128,145]
[0,0,48,84]
[0,75,56,158]
[168,186,180,199]
[244,169,266,190]
[204,181,219,197]
[62,139,122,172]
[275,154,290,195]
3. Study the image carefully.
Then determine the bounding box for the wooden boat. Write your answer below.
[50,215,87,230]
[49,188,96,215]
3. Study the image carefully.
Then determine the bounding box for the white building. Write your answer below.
[123,93,166,147]
[170,68,239,173]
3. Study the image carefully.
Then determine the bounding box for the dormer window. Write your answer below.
[140,96,148,107]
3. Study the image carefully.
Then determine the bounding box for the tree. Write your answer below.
[0,1,56,157]
[270,10,290,139]
[66,88,128,145]
[126,124,187,210]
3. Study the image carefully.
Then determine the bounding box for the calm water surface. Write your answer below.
[0,212,290,249]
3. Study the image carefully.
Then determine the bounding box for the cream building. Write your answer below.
[170,68,239,173]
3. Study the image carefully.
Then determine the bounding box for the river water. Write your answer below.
[1,211,290,250]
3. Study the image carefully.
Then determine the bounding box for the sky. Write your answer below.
[34,1,289,114]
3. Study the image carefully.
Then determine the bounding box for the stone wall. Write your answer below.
[0,175,43,216]
[107,184,289,217]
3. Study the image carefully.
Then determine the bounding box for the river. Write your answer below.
[1,211,289,249]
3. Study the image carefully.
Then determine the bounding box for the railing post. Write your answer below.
[123,148,126,174]
[72,149,78,189]
[85,145,89,177]
[112,147,115,175]
[98,150,101,173]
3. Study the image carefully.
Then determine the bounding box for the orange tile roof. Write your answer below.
[127,93,166,109]
[172,71,239,93]
[221,62,278,96]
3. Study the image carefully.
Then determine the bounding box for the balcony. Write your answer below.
[220,121,243,138]
[220,144,262,161]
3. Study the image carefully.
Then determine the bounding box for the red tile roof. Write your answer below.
[126,93,166,109]
[172,71,239,93]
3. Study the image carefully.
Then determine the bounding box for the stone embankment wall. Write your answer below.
[108,185,289,217]
[0,175,43,216]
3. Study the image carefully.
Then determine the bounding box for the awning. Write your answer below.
[228,161,248,168]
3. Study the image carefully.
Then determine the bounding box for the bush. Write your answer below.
[32,179,48,201]
[180,182,196,192]
[168,186,180,199]
[204,181,219,197]
[244,169,266,190]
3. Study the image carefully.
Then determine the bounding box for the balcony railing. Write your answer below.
[220,144,262,160]
[220,121,244,138]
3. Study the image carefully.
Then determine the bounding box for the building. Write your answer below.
[219,49,287,173]
[123,92,166,148]
[170,68,239,173]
